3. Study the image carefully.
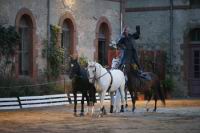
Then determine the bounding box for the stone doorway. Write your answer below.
[189,28,200,97]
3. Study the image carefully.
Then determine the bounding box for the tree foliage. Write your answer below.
[0,25,20,77]
[42,25,64,80]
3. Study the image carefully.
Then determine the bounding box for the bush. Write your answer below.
[161,76,175,93]
[0,77,65,97]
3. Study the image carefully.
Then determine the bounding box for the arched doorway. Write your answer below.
[188,28,200,97]
[95,17,111,66]
[18,15,33,76]
[98,23,109,66]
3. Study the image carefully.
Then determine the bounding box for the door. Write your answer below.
[98,39,107,66]
[189,46,200,97]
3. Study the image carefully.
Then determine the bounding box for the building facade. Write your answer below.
[0,0,121,79]
[0,0,200,98]
[124,0,200,97]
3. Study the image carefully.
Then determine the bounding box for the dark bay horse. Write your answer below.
[111,58,165,112]
[69,57,96,116]
[125,64,166,112]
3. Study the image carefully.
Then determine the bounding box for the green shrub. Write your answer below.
[0,77,65,97]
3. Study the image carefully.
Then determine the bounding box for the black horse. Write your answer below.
[69,57,96,116]
[123,64,166,112]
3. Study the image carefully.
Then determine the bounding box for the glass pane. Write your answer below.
[190,29,200,41]
[194,65,199,71]
[194,72,200,78]
[194,58,199,64]
[190,0,200,8]
[62,30,71,65]
[19,27,30,75]
[194,50,200,57]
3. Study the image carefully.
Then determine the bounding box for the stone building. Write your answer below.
[0,0,121,78]
[124,0,200,97]
[0,0,200,98]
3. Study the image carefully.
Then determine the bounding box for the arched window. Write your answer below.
[62,19,72,62]
[19,15,33,75]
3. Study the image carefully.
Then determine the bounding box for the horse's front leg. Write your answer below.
[73,92,77,116]
[80,92,86,116]
[99,92,106,116]
[85,91,90,116]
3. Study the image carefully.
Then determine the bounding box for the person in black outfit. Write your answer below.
[117,25,141,69]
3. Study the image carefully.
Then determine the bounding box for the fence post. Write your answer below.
[17,97,22,109]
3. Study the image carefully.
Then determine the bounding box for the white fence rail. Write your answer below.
[0,97,21,110]
[0,92,131,110]
[19,94,69,108]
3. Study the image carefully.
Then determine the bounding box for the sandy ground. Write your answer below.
[0,99,200,133]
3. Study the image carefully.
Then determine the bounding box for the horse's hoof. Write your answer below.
[120,109,124,112]
[74,112,78,117]
[80,112,84,117]
[86,112,90,116]
[153,109,156,112]
[103,111,107,115]
[146,108,149,112]
[97,113,103,118]
[132,108,135,112]
[125,104,128,108]
[110,105,113,113]
[120,105,124,113]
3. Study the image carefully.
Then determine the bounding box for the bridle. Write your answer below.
[88,63,109,83]
[88,63,113,92]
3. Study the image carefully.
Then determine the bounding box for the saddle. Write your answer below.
[130,64,151,80]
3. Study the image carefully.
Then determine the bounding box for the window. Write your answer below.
[190,28,200,42]
[62,19,71,64]
[98,23,108,66]
[19,15,32,75]
[193,50,200,78]
[190,0,200,8]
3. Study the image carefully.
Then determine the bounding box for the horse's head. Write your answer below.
[111,57,120,69]
[87,61,98,83]
[69,57,80,79]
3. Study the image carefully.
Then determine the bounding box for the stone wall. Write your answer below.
[125,0,200,97]
[0,0,121,78]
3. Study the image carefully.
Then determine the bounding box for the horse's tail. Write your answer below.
[157,81,166,106]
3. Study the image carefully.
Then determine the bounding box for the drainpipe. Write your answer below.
[169,0,174,74]
[47,0,50,80]
[47,0,50,48]
[120,0,123,33]
[120,0,125,33]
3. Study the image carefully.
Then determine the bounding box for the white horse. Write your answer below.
[87,61,125,116]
